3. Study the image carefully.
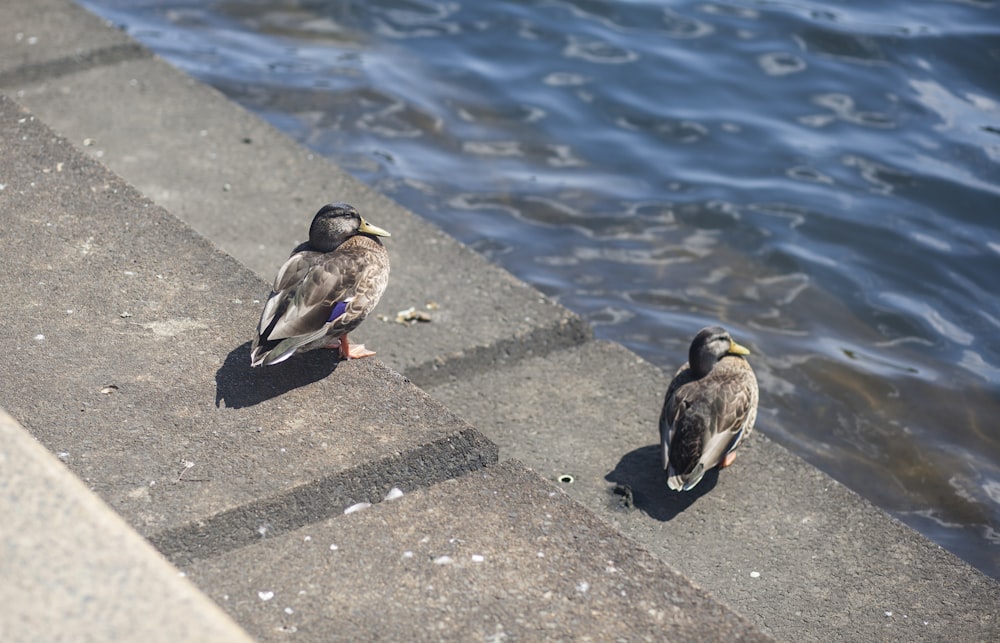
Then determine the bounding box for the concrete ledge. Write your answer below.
[429,340,1000,641]
[0,32,592,381]
[0,407,253,642]
[150,427,497,566]
[0,94,767,642]
[0,0,140,82]
[187,460,768,642]
[0,94,496,549]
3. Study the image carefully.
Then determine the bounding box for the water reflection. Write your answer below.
[79,0,1000,577]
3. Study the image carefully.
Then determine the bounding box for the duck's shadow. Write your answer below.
[605,444,718,522]
[215,342,339,409]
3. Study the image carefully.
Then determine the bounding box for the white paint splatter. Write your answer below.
[343,502,371,515]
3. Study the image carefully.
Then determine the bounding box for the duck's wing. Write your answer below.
[668,367,757,490]
[251,244,388,366]
[659,364,693,474]
[251,252,346,366]
[318,240,389,337]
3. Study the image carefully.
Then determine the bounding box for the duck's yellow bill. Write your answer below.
[359,218,391,237]
[728,340,751,356]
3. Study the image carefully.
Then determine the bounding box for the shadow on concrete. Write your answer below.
[606,444,718,521]
[215,342,338,408]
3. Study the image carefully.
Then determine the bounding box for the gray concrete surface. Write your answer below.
[0,408,254,642]
[0,1,997,641]
[0,29,591,383]
[188,460,768,642]
[429,341,1000,641]
[0,93,496,558]
[0,90,760,640]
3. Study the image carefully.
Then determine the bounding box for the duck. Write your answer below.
[250,203,390,367]
[660,326,758,491]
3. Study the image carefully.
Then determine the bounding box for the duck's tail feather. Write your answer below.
[250,326,329,367]
[666,463,705,492]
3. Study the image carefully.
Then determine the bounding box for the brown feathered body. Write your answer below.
[251,203,390,367]
[660,326,758,491]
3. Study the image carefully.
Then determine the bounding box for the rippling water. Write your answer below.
[79,0,1000,578]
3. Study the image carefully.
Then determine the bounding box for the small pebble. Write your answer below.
[258,591,274,601]
[384,487,404,501]
[471,554,485,563]
[750,571,761,579]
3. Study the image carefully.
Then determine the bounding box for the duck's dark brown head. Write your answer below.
[688,325,751,378]
[309,203,390,252]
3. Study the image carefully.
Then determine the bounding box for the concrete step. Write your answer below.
[427,340,1000,641]
[0,95,496,557]
[0,408,253,642]
[0,92,765,641]
[187,460,766,642]
[0,1,591,383]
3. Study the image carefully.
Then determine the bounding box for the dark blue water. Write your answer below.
[79,0,1000,578]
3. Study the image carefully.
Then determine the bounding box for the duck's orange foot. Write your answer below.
[345,343,376,359]
[338,334,376,360]
[720,451,738,468]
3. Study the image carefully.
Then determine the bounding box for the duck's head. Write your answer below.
[688,326,751,378]
[309,203,391,252]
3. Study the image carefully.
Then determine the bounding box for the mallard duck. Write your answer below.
[660,326,758,491]
[250,203,390,367]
